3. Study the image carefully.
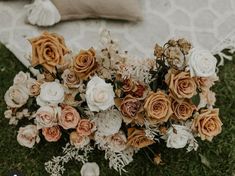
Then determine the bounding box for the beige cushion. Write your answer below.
[51,0,142,21]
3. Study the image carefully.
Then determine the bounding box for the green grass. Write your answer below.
[0,43,234,176]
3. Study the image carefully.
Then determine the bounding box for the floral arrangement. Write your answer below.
[4,30,223,176]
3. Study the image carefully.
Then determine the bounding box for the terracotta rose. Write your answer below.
[73,48,98,80]
[127,128,154,148]
[144,91,172,124]
[29,32,69,73]
[171,99,196,120]
[192,109,222,141]
[165,69,197,100]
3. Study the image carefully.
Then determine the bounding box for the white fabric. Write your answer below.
[0,0,235,74]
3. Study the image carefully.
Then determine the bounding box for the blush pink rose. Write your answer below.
[42,126,61,142]
[59,105,80,129]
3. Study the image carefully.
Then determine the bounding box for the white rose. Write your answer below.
[13,71,30,85]
[4,84,29,108]
[17,125,40,148]
[188,48,217,77]
[166,125,194,149]
[35,106,60,129]
[86,76,115,112]
[36,81,64,106]
[80,162,100,176]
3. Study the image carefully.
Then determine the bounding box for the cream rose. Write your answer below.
[76,119,95,136]
[26,78,41,96]
[70,131,90,148]
[61,69,80,88]
[80,162,100,176]
[13,71,30,85]
[144,91,172,124]
[188,48,217,77]
[106,131,127,152]
[86,76,115,112]
[35,106,59,129]
[166,125,194,149]
[192,109,222,141]
[4,84,29,108]
[42,126,61,142]
[36,81,64,106]
[17,125,40,148]
[59,105,80,129]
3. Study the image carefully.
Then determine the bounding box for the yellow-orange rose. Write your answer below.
[192,109,222,141]
[42,126,61,142]
[29,32,69,73]
[171,99,196,120]
[144,91,172,124]
[73,48,98,80]
[165,69,197,99]
[127,128,154,148]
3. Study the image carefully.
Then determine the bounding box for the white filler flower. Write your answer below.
[166,124,194,149]
[86,76,115,112]
[37,81,64,106]
[188,48,217,77]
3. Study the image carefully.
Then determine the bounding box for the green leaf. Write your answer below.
[192,93,200,106]
[199,153,211,169]
[75,93,82,101]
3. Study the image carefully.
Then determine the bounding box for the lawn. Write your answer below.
[0,43,234,176]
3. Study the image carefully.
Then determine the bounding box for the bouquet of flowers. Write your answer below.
[4,30,222,176]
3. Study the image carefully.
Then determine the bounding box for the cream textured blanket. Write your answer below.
[0,0,235,74]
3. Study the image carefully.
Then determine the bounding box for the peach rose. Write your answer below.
[144,91,172,124]
[29,32,69,73]
[73,48,98,80]
[192,109,222,141]
[42,126,61,142]
[59,105,80,129]
[194,75,219,92]
[171,99,196,120]
[127,128,154,148]
[61,69,80,88]
[118,95,143,124]
[70,131,90,148]
[165,69,197,99]
[76,119,95,136]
